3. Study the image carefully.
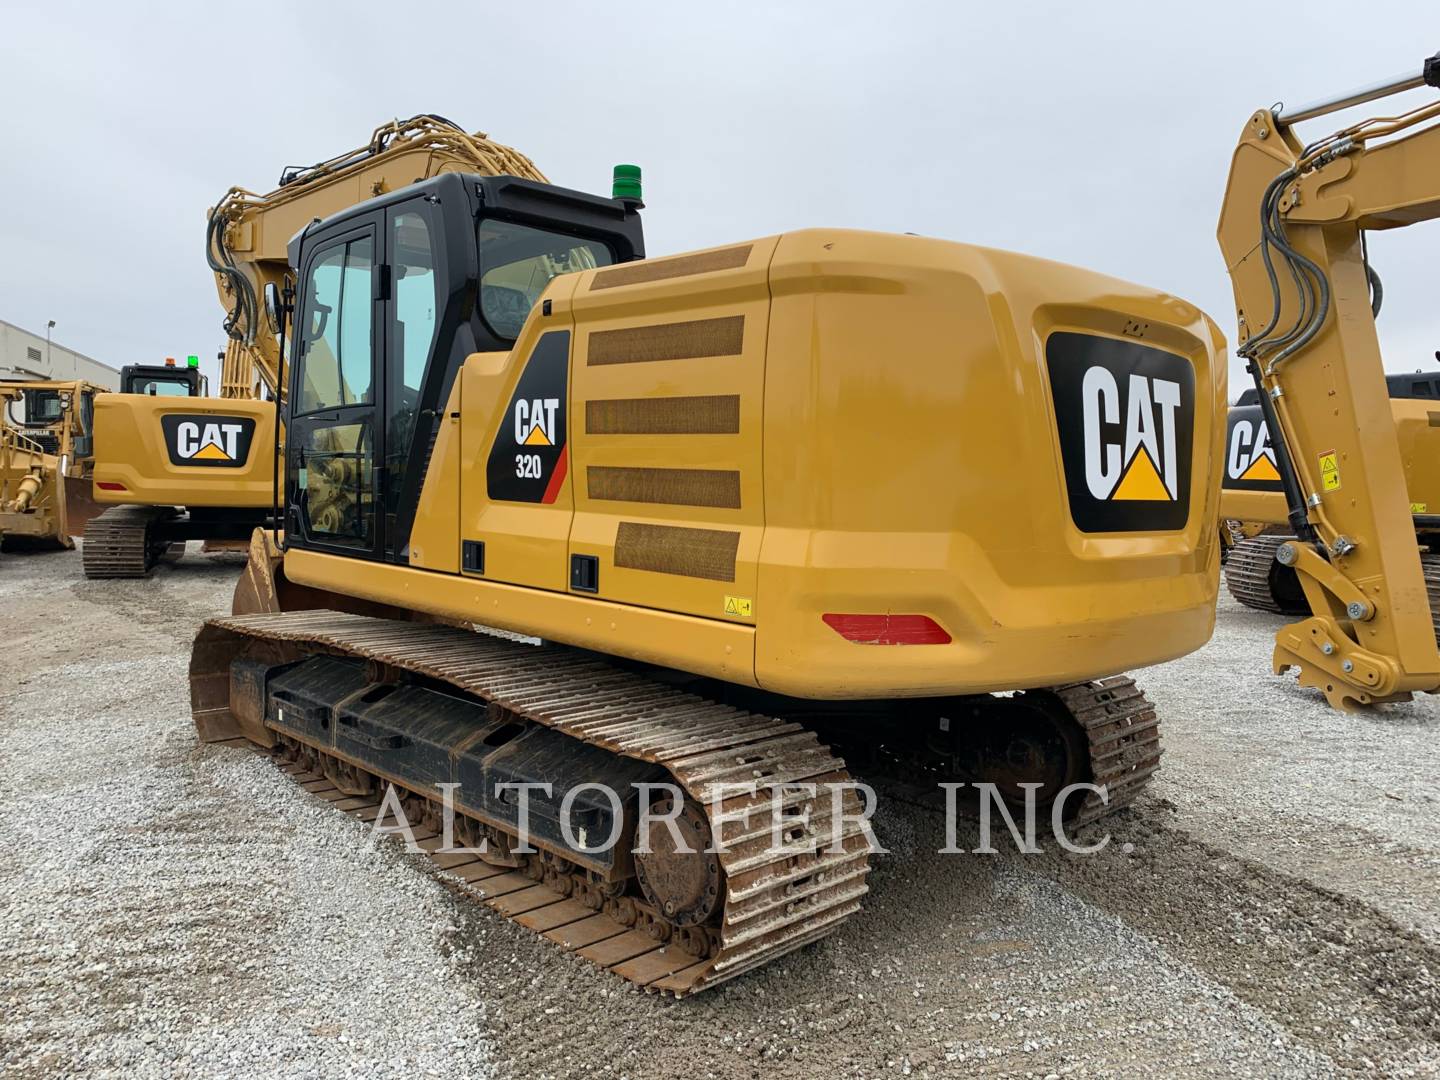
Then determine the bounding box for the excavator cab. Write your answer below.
[280,172,643,562]
[120,361,207,398]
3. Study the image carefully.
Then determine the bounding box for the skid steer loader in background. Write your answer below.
[188,152,1226,993]
[83,116,548,578]
[1216,50,1440,709]
[1221,368,1440,626]
[0,379,107,551]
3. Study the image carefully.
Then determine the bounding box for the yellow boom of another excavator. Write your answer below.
[84,117,546,578]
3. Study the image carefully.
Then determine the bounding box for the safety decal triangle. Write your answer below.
[1112,445,1170,501]
[1237,453,1281,483]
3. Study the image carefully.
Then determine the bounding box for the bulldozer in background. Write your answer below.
[83,116,547,579]
[0,379,107,551]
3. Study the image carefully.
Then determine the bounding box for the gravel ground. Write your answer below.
[1,546,1437,1078]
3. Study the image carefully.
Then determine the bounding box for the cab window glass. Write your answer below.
[386,211,440,524]
[478,221,613,340]
[297,420,373,543]
[297,236,374,414]
[135,378,191,397]
[23,390,62,424]
[394,211,438,397]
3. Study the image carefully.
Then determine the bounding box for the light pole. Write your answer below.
[45,319,55,369]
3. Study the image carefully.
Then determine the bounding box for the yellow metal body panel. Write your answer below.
[91,394,275,508]
[289,229,1224,700]
[456,277,580,593]
[285,547,759,685]
[754,231,1223,696]
[1220,488,1287,524]
[1392,399,1440,513]
[567,239,774,625]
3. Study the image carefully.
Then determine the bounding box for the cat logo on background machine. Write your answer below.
[1047,331,1195,532]
[1222,406,1284,491]
[160,414,256,468]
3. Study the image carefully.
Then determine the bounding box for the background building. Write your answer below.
[0,319,119,388]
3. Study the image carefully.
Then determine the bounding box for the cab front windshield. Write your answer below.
[478,221,613,340]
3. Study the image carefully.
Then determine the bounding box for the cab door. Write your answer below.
[286,212,384,558]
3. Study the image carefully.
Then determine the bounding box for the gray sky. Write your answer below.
[1,1,1434,395]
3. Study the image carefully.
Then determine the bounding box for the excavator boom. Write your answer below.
[1216,52,1440,707]
[208,115,546,400]
[86,117,548,578]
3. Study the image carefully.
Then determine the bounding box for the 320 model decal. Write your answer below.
[487,331,570,504]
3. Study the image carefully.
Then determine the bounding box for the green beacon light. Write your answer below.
[612,164,643,207]
[186,354,200,369]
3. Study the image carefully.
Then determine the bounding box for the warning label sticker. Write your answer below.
[1318,451,1341,493]
[723,595,753,618]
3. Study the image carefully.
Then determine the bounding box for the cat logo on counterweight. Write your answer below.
[160,414,256,468]
[1047,331,1195,533]
[1222,406,1283,491]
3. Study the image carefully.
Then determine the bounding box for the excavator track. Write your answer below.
[1223,534,1308,615]
[853,675,1162,828]
[81,506,173,579]
[1421,554,1440,644]
[191,611,873,995]
[190,612,1165,993]
[1056,676,1162,826]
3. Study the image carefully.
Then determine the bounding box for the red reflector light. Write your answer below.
[96,481,126,491]
[822,613,951,645]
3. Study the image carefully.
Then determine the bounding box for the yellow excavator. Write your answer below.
[1,379,107,551]
[1216,50,1440,709]
[1221,370,1440,628]
[183,53,1440,994]
[83,116,546,578]
[187,153,1226,989]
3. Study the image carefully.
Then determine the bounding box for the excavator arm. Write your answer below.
[1216,52,1440,708]
[207,114,547,400]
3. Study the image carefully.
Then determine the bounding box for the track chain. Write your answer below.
[1055,676,1162,827]
[1419,554,1440,645]
[192,611,873,995]
[81,506,171,579]
[1223,534,1304,615]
